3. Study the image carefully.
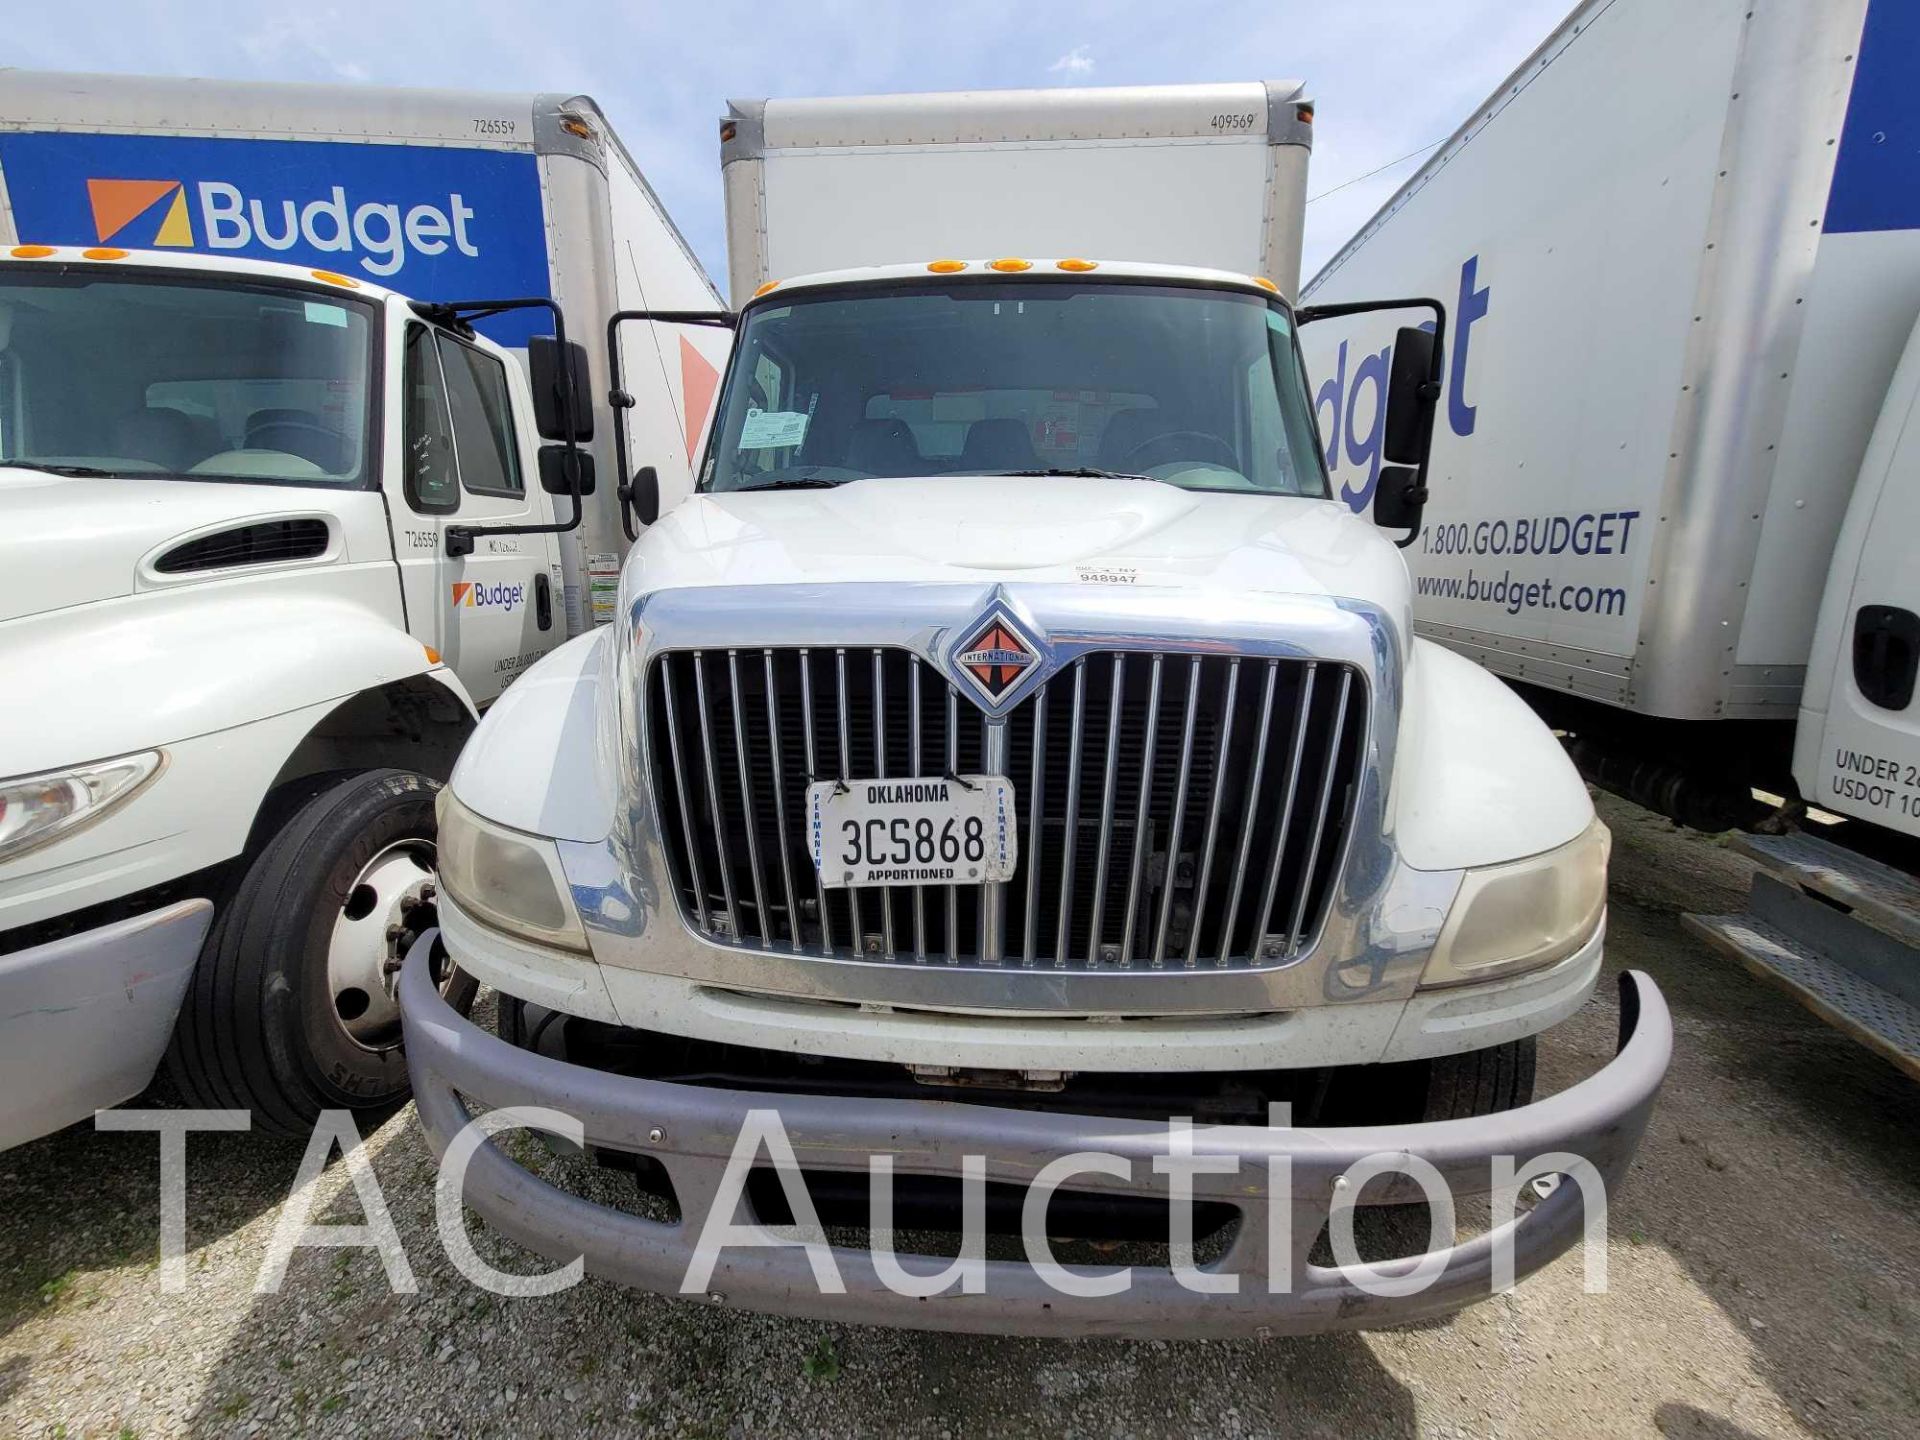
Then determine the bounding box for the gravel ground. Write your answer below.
[2,791,1917,1439]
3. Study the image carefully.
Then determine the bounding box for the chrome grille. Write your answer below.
[646,648,1366,968]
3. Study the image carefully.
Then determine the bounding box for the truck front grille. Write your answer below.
[645,648,1365,969]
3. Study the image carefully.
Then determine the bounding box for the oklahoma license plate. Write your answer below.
[806,775,1018,888]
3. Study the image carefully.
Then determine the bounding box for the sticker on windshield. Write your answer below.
[304,301,349,328]
[1265,309,1292,336]
[738,408,809,449]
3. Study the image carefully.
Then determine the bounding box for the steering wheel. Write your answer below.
[249,420,347,470]
[1119,429,1239,472]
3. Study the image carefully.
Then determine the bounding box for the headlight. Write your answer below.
[1420,817,1609,987]
[435,790,588,952]
[0,751,163,863]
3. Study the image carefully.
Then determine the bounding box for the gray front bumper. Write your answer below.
[0,898,211,1151]
[401,941,1670,1337]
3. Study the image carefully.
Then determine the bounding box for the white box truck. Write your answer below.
[0,72,724,1149]
[1298,0,1920,1074]
[402,82,1670,1335]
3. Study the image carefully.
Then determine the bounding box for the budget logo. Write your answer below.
[452,580,524,612]
[87,178,194,247]
[87,175,482,278]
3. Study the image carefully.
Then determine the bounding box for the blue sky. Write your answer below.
[7,0,1574,289]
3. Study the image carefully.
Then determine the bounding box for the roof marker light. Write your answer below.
[927,259,967,273]
[1251,276,1280,293]
[753,279,780,298]
[9,245,55,259]
[81,247,127,261]
[1056,258,1097,272]
[311,270,360,288]
[988,257,1032,273]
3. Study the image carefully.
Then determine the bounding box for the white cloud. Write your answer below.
[1048,45,1095,76]
[237,12,371,83]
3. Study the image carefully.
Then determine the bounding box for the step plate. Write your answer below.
[1732,831,1920,950]
[1683,911,1920,1081]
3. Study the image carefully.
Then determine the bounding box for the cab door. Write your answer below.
[1797,313,1920,839]
[390,321,561,707]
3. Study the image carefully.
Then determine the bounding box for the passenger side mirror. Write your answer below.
[1383,326,1438,466]
[538,445,595,497]
[528,335,594,443]
[1373,466,1427,532]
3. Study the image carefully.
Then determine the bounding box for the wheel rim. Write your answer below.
[325,839,451,1051]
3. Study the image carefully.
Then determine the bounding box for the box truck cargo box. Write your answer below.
[1301,0,1918,729]
[1299,0,1920,1075]
[720,82,1315,301]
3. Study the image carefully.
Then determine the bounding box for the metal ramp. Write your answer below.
[1683,830,1920,1081]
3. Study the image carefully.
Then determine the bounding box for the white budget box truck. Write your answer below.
[0,72,725,1149]
[1299,0,1920,1073]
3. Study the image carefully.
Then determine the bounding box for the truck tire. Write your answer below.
[1421,1036,1536,1121]
[166,768,475,1136]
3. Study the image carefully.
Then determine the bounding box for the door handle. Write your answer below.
[1853,604,1919,711]
[535,572,553,632]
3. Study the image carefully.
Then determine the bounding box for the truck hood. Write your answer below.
[0,468,367,625]
[636,474,1411,626]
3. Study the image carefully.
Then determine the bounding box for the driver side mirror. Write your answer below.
[528,335,594,443]
[1373,466,1427,531]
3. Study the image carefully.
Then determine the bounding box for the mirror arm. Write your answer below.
[607,385,639,541]
[427,295,586,558]
[1392,481,1432,548]
[605,309,733,541]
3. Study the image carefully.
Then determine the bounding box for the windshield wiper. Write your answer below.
[1,460,127,478]
[729,476,845,492]
[986,467,1159,482]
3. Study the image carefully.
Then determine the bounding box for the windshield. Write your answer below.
[0,268,376,487]
[702,280,1327,497]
